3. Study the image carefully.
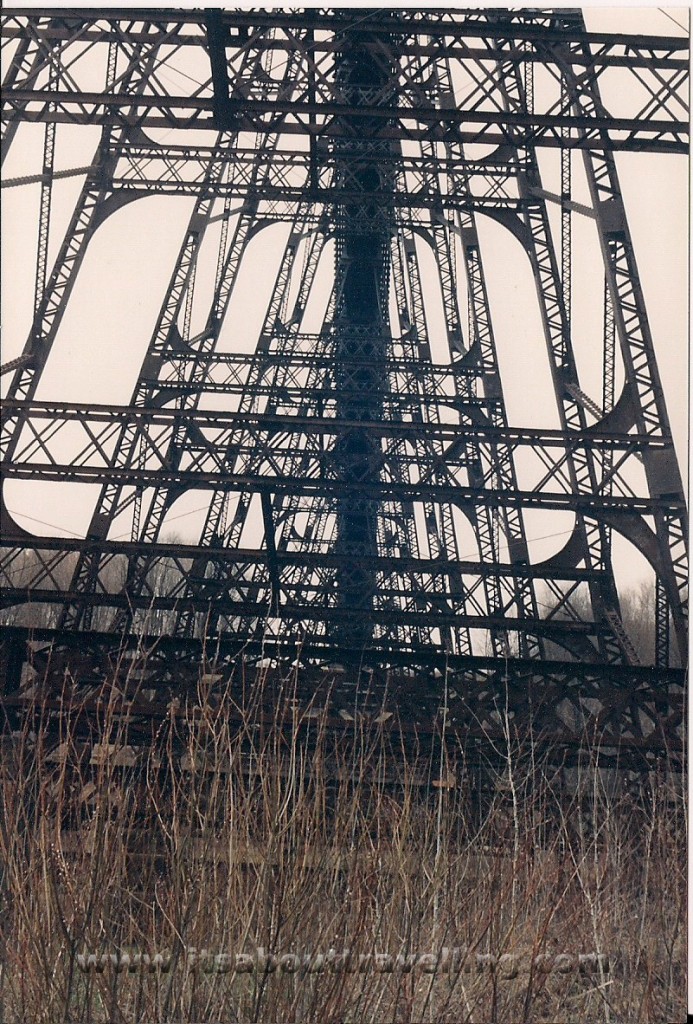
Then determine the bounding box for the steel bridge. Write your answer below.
[0,8,687,769]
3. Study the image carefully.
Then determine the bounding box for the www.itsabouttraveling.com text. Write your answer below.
[76,947,609,977]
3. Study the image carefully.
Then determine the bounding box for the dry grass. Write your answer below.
[0,663,686,1024]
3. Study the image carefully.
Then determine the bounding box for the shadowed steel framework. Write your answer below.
[0,8,688,768]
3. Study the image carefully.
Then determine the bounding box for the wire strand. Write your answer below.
[5,504,578,557]
[658,8,688,32]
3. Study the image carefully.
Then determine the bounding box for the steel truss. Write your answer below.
[1,8,688,763]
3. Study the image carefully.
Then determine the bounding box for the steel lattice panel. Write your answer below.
[0,9,688,761]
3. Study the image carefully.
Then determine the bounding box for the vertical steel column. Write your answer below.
[427,56,541,660]
[491,32,629,665]
[601,278,616,567]
[552,18,688,665]
[330,24,396,649]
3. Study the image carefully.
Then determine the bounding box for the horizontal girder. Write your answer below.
[2,399,678,515]
[1,625,684,767]
[0,535,603,583]
[0,588,604,637]
[4,88,685,153]
[2,10,687,153]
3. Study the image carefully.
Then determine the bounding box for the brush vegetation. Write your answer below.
[0,657,686,1024]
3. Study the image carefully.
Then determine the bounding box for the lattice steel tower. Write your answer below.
[1,9,688,765]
